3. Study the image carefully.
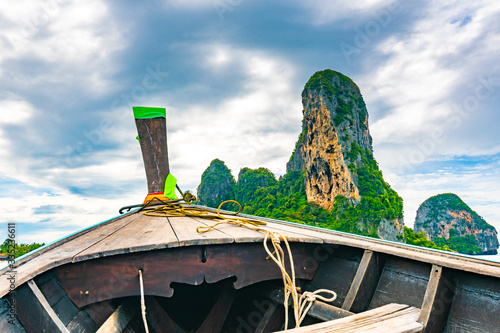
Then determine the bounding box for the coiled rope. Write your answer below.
[141,199,336,330]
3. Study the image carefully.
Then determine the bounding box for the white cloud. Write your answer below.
[385,162,500,233]
[300,0,398,25]
[0,99,35,162]
[145,44,302,192]
[0,0,126,97]
[363,0,500,147]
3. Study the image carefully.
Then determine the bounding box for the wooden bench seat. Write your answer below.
[276,303,423,333]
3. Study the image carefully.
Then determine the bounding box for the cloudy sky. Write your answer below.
[1,0,499,246]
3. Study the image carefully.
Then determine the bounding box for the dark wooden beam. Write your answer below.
[269,289,354,322]
[135,116,170,194]
[52,243,319,308]
[342,249,373,310]
[16,280,69,332]
[342,250,385,313]
[419,265,455,333]
[254,302,281,333]
[95,304,135,333]
[302,246,364,308]
[34,272,79,326]
[196,280,236,333]
[145,296,186,333]
[419,264,442,330]
[85,301,117,328]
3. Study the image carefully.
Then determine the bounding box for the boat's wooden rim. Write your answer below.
[1,206,499,299]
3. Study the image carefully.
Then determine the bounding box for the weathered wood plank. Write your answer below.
[196,280,236,333]
[445,270,500,333]
[145,296,186,333]
[66,310,99,333]
[369,257,431,310]
[246,217,500,279]
[15,280,70,332]
[276,303,422,333]
[192,217,265,243]
[135,115,170,194]
[0,212,142,298]
[192,215,324,245]
[53,243,319,308]
[85,300,116,327]
[95,304,135,333]
[169,216,234,246]
[35,272,79,326]
[255,302,280,333]
[342,250,373,310]
[418,265,442,332]
[74,214,180,261]
[303,246,363,308]
[344,250,385,313]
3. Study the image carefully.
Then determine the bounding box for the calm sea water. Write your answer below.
[471,253,500,263]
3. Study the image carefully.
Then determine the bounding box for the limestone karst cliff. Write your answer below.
[414,193,499,255]
[196,159,236,208]
[197,69,404,241]
[287,70,403,240]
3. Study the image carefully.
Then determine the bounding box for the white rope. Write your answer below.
[297,289,337,325]
[138,270,150,333]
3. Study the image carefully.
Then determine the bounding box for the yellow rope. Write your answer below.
[143,199,336,329]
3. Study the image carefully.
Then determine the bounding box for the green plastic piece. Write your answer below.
[136,135,140,143]
[133,106,166,119]
[164,173,177,200]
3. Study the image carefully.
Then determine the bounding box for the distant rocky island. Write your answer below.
[196,69,499,254]
[414,193,499,255]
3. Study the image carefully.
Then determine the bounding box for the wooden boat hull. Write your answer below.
[1,208,499,332]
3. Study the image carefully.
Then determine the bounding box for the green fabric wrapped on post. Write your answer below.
[133,106,166,119]
[164,173,177,200]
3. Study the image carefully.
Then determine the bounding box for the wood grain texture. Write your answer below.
[16,280,70,332]
[196,280,236,333]
[369,257,431,310]
[0,212,141,298]
[276,303,422,333]
[95,304,134,333]
[342,250,374,310]
[236,215,500,279]
[3,207,500,302]
[418,265,442,331]
[53,243,319,308]
[343,250,385,313]
[170,216,233,246]
[303,246,363,308]
[74,214,179,261]
[135,117,170,194]
[445,270,500,333]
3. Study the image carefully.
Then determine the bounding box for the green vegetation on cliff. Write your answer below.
[404,227,451,251]
[415,193,498,255]
[198,164,403,239]
[434,234,481,254]
[196,159,237,209]
[302,69,367,126]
